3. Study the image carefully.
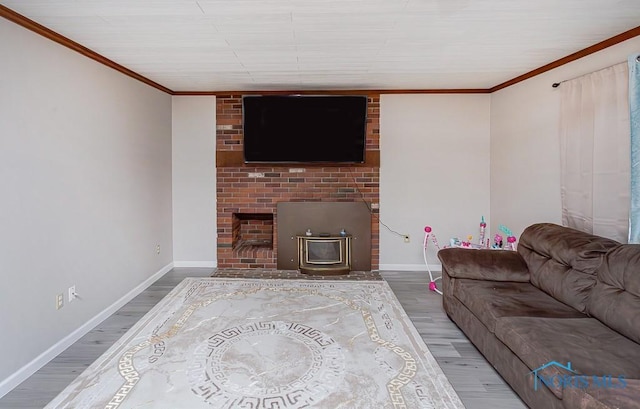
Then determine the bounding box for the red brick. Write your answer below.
[216,93,380,268]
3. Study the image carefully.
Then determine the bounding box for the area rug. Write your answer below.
[45,278,465,408]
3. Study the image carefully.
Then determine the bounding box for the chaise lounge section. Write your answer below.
[438,223,640,409]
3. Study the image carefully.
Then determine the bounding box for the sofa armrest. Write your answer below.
[437,248,530,282]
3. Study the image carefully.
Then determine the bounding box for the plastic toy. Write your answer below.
[479,216,487,246]
[423,218,518,295]
[423,226,443,295]
[493,233,503,249]
[499,224,518,250]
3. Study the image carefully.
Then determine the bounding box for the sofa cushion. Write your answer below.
[517,223,620,313]
[563,378,640,409]
[444,290,566,409]
[438,247,530,282]
[587,245,640,344]
[494,317,640,399]
[453,279,586,333]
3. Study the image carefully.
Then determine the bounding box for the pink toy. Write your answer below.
[499,225,518,251]
[423,226,443,295]
[423,220,517,295]
[493,233,504,249]
[478,216,487,247]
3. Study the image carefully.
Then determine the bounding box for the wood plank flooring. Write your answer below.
[0,268,526,409]
[380,271,527,409]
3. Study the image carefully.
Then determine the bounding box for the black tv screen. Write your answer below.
[242,95,367,163]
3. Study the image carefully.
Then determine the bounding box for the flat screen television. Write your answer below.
[242,95,367,163]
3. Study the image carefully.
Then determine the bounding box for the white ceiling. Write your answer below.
[2,0,640,92]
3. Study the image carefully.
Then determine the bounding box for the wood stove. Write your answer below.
[276,202,371,272]
[297,235,351,275]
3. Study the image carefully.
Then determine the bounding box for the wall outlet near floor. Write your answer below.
[404,235,410,243]
[156,244,161,254]
[68,285,77,302]
[56,293,64,310]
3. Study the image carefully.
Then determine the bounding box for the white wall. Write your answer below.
[0,19,173,393]
[379,94,491,270]
[172,96,217,267]
[490,36,640,238]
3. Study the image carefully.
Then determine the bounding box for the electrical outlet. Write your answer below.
[56,293,64,310]
[68,285,76,302]
[156,244,160,254]
[404,235,410,243]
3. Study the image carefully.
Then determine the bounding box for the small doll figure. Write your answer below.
[493,233,503,249]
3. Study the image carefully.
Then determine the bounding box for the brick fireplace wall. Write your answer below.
[216,93,380,270]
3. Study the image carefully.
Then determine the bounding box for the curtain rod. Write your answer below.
[551,57,636,88]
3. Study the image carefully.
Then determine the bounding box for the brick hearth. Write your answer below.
[216,94,380,270]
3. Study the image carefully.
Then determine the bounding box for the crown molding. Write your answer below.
[490,25,640,92]
[173,89,491,96]
[0,4,174,95]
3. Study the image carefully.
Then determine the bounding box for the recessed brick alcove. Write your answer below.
[216,93,380,270]
[232,213,274,260]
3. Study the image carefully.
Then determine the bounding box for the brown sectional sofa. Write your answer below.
[437,223,640,409]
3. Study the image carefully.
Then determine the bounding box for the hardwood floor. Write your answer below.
[0,268,526,409]
[380,271,527,409]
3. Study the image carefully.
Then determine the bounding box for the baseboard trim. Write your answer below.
[173,261,217,268]
[379,263,442,272]
[0,262,174,399]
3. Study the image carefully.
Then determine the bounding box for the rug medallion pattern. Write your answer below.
[45,278,464,408]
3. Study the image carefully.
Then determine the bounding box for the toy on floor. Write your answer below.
[499,224,518,250]
[423,218,518,295]
[479,216,487,246]
[423,226,443,295]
